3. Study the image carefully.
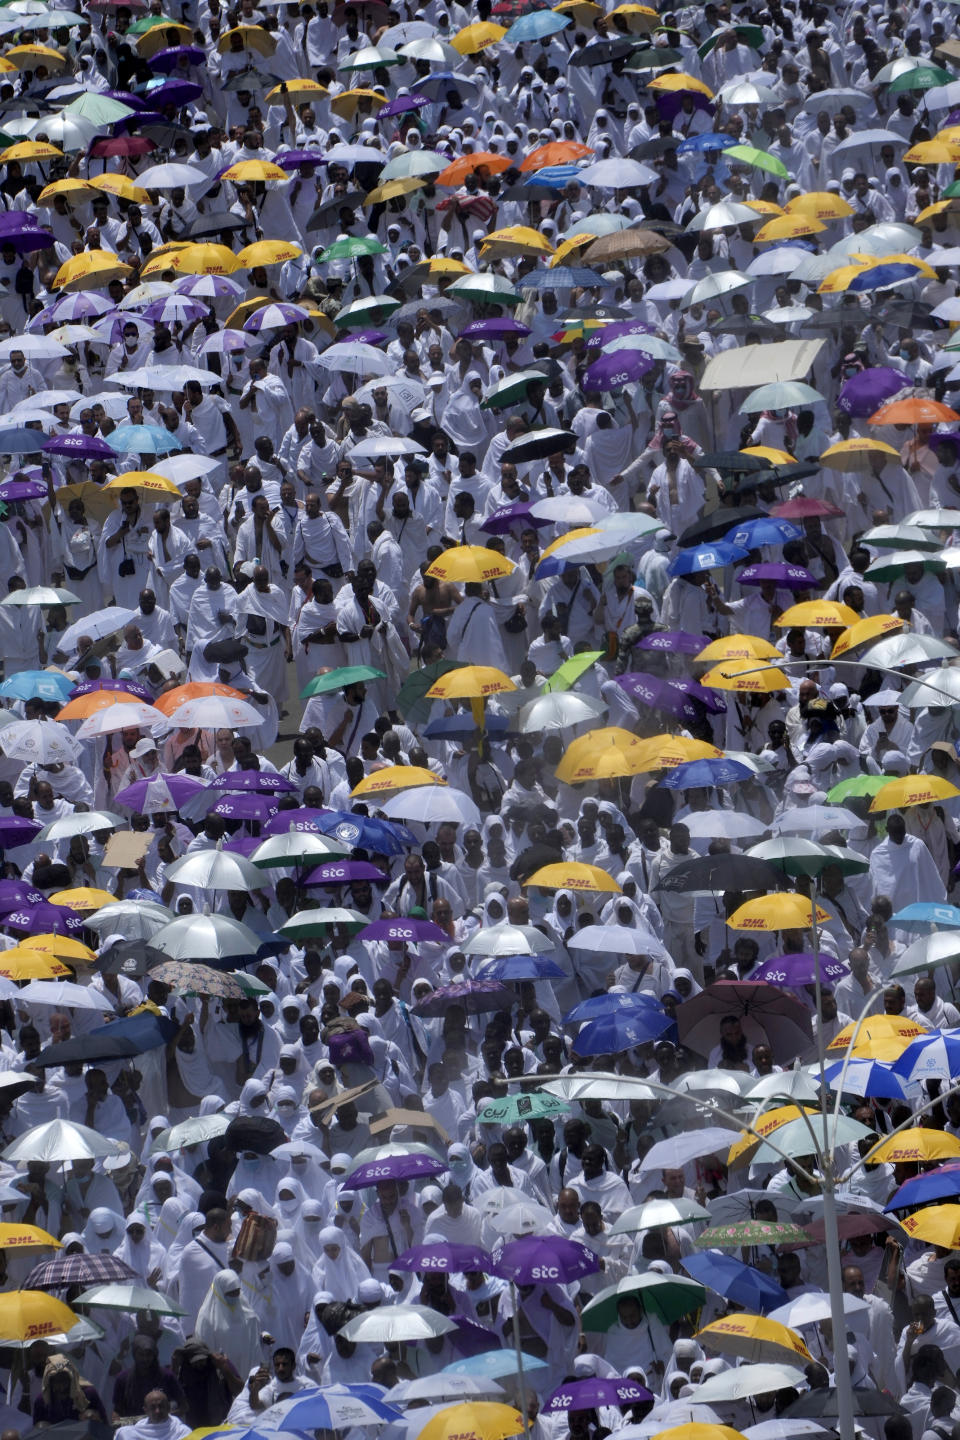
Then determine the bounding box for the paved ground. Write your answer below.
[266,656,306,770]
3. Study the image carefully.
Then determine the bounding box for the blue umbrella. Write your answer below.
[821,1058,907,1099]
[677,132,739,153]
[423,714,511,739]
[668,542,750,576]
[848,264,924,293]
[442,1351,548,1378]
[724,516,803,548]
[890,1031,960,1085]
[528,267,614,290]
[477,954,566,981]
[271,1388,401,1429]
[523,164,581,187]
[0,428,45,453]
[681,1250,789,1314]
[106,425,181,455]
[0,671,73,703]
[890,901,960,930]
[658,757,754,789]
[505,8,570,39]
[564,992,663,1024]
[263,806,416,856]
[572,1007,672,1055]
[885,1163,960,1213]
[416,70,481,91]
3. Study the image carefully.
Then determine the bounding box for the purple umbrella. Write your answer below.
[143,297,208,324]
[583,349,654,393]
[115,772,206,811]
[378,93,430,116]
[0,880,43,910]
[42,434,115,460]
[837,366,908,419]
[460,317,532,339]
[146,79,203,108]
[176,275,244,299]
[411,979,512,1016]
[343,1151,449,1189]
[636,630,709,656]
[149,44,206,71]
[299,858,387,885]
[493,1236,600,1284]
[223,835,262,857]
[736,562,818,590]
[392,1242,493,1273]
[446,1315,503,1356]
[209,772,297,794]
[0,478,47,501]
[749,953,850,988]
[70,678,154,701]
[209,792,280,822]
[106,89,146,109]
[263,807,325,835]
[3,904,84,937]
[545,1379,652,1413]
[480,501,550,535]
[0,226,54,254]
[345,328,389,344]
[243,303,311,333]
[584,319,655,350]
[357,917,449,944]
[274,149,324,170]
[617,671,715,723]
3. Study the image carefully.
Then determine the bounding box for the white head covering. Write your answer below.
[194,1269,263,1379]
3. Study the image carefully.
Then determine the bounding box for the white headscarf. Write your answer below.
[194,1269,263,1379]
[311,1225,372,1299]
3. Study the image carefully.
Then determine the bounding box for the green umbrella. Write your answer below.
[319,235,388,261]
[543,650,605,694]
[338,44,402,69]
[476,1093,571,1125]
[697,23,764,56]
[446,273,523,307]
[888,64,952,92]
[279,907,369,939]
[301,665,386,698]
[695,1219,813,1249]
[395,660,466,723]
[481,370,548,411]
[746,838,868,878]
[232,970,271,996]
[943,180,960,201]
[827,774,887,802]
[128,13,174,31]
[334,295,402,327]
[581,1273,706,1331]
[725,144,790,178]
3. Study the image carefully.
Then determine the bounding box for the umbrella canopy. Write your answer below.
[340,1304,457,1343]
[3,1121,128,1163]
[581,1273,706,1330]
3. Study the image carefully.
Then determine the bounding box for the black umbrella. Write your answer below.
[678,505,768,547]
[569,37,636,64]
[653,853,786,894]
[875,300,944,331]
[696,451,771,474]
[306,190,365,231]
[626,45,684,68]
[222,69,276,91]
[98,939,165,977]
[140,123,192,148]
[785,1391,896,1419]
[225,1115,287,1155]
[502,183,561,203]
[25,1254,138,1291]
[391,297,465,325]
[35,1013,178,1068]
[709,314,782,339]
[793,310,862,331]
[630,136,680,159]
[185,211,247,238]
[502,429,577,464]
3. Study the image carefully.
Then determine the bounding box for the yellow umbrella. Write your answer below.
[817,261,874,295]
[697,635,782,663]
[727,1106,817,1166]
[851,251,936,279]
[236,239,302,268]
[0,1223,60,1249]
[901,1205,960,1249]
[330,88,385,121]
[554,728,648,784]
[696,1315,813,1367]
[775,600,859,628]
[604,2,657,29]
[21,935,96,961]
[426,666,516,700]
[142,243,239,277]
[103,471,181,499]
[550,234,595,267]
[135,22,192,56]
[2,140,63,162]
[539,527,603,564]
[727,894,831,931]
[826,1014,928,1061]
[784,192,855,220]
[742,199,784,216]
[700,659,790,693]
[451,21,507,52]
[652,1429,744,1440]
[869,774,960,811]
[831,613,904,657]
[224,296,271,330]
[266,77,328,104]
[0,1291,77,1341]
[2,45,66,71]
[418,1404,524,1440]
[820,437,901,472]
[754,215,826,243]
[37,178,95,205]
[481,225,556,257]
[917,200,960,224]
[741,445,795,465]
[0,950,71,979]
[49,887,116,911]
[554,0,602,19]
[425,546,516,584]
[88,174,150,204]
[524,862,622,893]
[216,24,276,54]
[867,1128,960,1164]
[401,257,471,281]
[627,735,723,772]
[364,177,425,205]
[648,72,714,97]
[905,140,960,163]
[54,253,133,292]
[221,160,288,183]
[351,765,445,797]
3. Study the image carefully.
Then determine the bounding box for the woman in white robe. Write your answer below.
[194,1270,264,1381]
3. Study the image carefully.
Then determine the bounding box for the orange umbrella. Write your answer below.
[56,690,135,721]
[870,398,960,426]
[154,682,246,717]
[436,153,511,186]
[520,141,593,172]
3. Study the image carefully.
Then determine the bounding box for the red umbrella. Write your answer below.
[771,497,844,519]
[676,980,813,1062]
[90,136,155,157]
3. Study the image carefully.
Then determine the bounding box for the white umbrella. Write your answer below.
[166,696,265,729]
[250,833,351,867]
[339,1305,457,1343]
[2,722,80,766]
[150,913,264,962]
[716,81,780,105]
[397,36,460,62]
[543,1075,657,1102]
[315,343,393,376]
[487,1199,554,1236]
[86,900,172,941]
[690,1366,807,1403]
[686,201,763,232]
[75,701,166,740]
[682,271,752,309]
[165,844,266,892]
[636,1128,737,1174]
[16,981,115,1011]
[900,671,960,706]
[36,810,123,841]
[379,151,445,182]
[463,924,553,957]
[151,1114,231,1153]
[858,633,959,668]
[744,1070,820,1104]
[681,811,768,840]
[348,436,427,460]
[0,335,68,361]
[609,1198,711,1234]
[567,925,667,958]
[531,495,610,525]
[74,1282,185,1315]
[3,1119,129,1163]
[380,787,481,827]
[578,157,658,188]
[387,1377,503,1404]
[136,162,209,188]
[0,587,80,608]
[890,930,960,977]
[152,453,222,482]
[772,804,868,836]
[59,607,137,652]
[744,1423,828,1440]
[747,247,819,277]
[30,113,97,151]
[518,692,606,732]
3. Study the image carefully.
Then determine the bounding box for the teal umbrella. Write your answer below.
[476,1093,570,1125]
[301,665,386,698]
[395,660,465,724]
[319,235,387,260]
[64,92,136,124]
[888,64,952,92]
[581,1273,706,1331]
[739,381,826,413]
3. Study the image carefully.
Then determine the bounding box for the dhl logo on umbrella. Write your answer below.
[26,1321,59,1337]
